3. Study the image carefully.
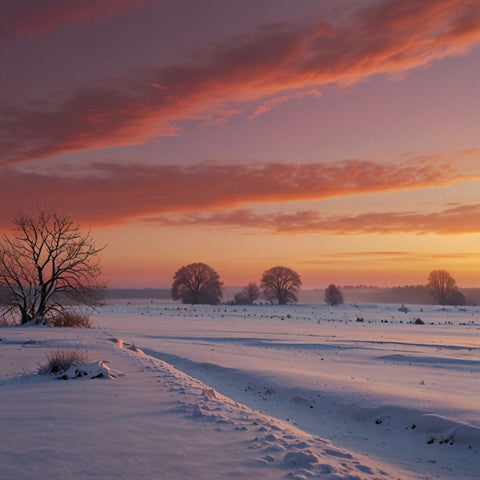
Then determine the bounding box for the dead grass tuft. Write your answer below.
[48,311,94,328]
[39,348,89,375]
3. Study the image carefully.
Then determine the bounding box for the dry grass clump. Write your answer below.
[39,348,89,375]
[48,311,93,328]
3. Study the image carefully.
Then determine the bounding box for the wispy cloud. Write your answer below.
[327,251,478,260]
[1,0,479,164]
[149,203,480,236]
[328,251,480,261]
[1,151,479,227]
[294,250,480,270]
[0,0,152,41]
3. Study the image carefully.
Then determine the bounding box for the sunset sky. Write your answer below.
[1,0,480,289]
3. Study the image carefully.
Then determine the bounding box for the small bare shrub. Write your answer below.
[47,311,93,328]
[39,349,89,375]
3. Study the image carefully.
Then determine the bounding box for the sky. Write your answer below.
[1,0,480,289]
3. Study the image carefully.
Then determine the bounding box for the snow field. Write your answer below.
[1,302,479,479]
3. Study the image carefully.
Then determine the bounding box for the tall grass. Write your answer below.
[47,311,94,328]
[38,348,89,375]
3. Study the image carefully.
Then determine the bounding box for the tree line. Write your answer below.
[170,264,466,307]
[171,263,305,306]
[0,209,470,325]
[171,262,345,306]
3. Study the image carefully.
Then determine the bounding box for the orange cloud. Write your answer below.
[0,0,152,40]
[150,203,480,236]
[1,0,479,164]
[325,251,477,260]
[1,151,479,227]
[295,251,480,271]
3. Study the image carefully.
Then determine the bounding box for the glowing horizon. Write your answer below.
[1,0,479,289]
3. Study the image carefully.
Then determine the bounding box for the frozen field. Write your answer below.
[1,301,479,479]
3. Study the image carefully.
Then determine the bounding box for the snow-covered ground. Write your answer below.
[1,302,479,479]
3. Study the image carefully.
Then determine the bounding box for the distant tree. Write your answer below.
[171,263,223,305]
[446,289,466,306]
[325,284,344,306]
[427,270,457,305]
[0,209,105,325]
[233,291,249,305]
[234,282,261,305]
[260,266,302,304]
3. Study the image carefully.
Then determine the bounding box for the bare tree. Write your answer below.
[325,284,344,306]
[171,263,223,305]
[427,270,457,305]
[0,209,105,325]
[261,266,302,304]
[234,282,261,305]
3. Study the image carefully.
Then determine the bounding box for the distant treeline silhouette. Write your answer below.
[100,285,480,305]
[305,285,478,306]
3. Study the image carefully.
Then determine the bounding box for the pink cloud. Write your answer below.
[147,203,480,236]
[1,0,479,164]
[248,90,322,119]
[0,151,479,227]
[0,0,152,40]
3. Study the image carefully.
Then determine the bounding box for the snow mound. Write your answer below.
[110,337,145,355]
[108,337,123,347]
[56,361,124,380]
[416,414,480,448]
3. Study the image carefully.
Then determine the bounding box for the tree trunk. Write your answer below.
[20,307,31,325]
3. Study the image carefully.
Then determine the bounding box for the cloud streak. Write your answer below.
[1,151,479,227]
[295,250,480,268]
[150,204,480,236]
[0,0,152,41]
[1,0,480,164]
